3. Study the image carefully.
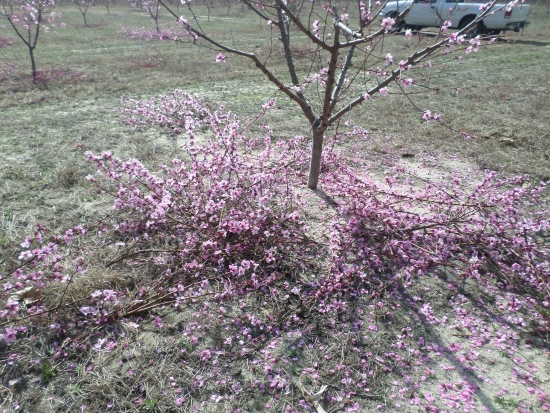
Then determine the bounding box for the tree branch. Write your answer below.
[319,25,341,132]
[328,41,443,125]
[241,0,275,23]
[158,0,316,124]
[276,0,332,52]
[330,45,355,112]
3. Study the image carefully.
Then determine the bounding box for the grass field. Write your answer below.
[1,2,550,412]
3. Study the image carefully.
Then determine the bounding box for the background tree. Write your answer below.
[0,0,59,80]
[219,0,235,16]
[200,0,215,21]
[144,0,160,31]
[162,0,500,189]
[72,0,94,25]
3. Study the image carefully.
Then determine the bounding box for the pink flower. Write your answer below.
[398,60,406,71]
[79,306,98,316]
[379,87,389,96]
[363,93,371,101]
[312,20,320,33]
[215,53,226,63]
[103,289,116,301]
[232,382,243,393]
[200,349,212,361]
[423,110,432,121]
[381,17,395,32]
[401,78,413,87]
[385,53,393,65]
[93,338,107,351]
[20,236,32,248]
[2,326,18,343]
[405,28,412,39]
[18,250,33,261]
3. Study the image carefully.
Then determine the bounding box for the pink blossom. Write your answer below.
[379,87,389,96]
[2,326,18,343]
[20,236,32,248]
[381,17,395,32]
[18,250,33,261]
[79,306,98,316]
[103,289,117,301]
[215,53,226,63]
[423,110,432,121]
[232,382,243,393]
[93,338,107,351]
[405,28,412,39]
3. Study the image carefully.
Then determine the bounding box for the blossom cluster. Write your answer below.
[1,94,549,412]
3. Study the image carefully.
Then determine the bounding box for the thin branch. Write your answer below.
[319,25,341,131]
[241,0,274,23]
[330,45,355,112]
[276,0,332,52]
[158,0,316,124]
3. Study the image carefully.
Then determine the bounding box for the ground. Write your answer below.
[1,2,550,412]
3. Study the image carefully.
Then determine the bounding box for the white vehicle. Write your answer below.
[381,0,531,35]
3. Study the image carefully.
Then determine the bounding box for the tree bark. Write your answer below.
[307,128,324,189]
[29,45,36,80]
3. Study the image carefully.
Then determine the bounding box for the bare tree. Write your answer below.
[200,0,215,21]
[144,0,160,31]
[219,0,234,16]
[160,0,499,189]
[72,0,94,25]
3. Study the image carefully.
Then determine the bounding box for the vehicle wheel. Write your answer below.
[459,16,486,36]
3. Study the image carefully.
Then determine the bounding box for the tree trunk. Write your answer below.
[29,45,37,80]
[307,128,324,189]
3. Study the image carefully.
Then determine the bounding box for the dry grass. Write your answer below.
[1,3,550,412]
